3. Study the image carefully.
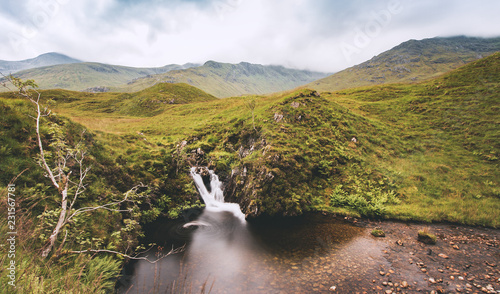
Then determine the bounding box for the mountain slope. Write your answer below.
[0,52,82,73]
[3,62,198,92]
[38,53,500,226]
[306,36,500,92]
[118,61,329,98]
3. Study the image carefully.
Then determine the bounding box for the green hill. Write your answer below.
[118,60,329,98]
[25,82,217,119]
[1,62,197,92]
[306,36,500,92]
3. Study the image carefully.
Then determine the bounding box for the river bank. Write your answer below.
[350,217,500,294]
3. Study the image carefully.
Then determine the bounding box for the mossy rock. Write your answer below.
[417,230,437,244]
[371,229,385,237]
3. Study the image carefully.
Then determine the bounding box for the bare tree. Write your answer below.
[4,76,154,259]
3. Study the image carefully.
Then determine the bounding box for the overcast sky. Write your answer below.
[1,0,499,72]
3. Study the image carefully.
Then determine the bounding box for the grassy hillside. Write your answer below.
[0,87,206,292]
[1,62,197,92]
[42,53,500,227]
[118,60,329,98]
[307,36,500,92]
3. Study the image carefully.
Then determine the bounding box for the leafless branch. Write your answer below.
[67,244,185,264]
[66,183,146,223]
[8,168,29,186]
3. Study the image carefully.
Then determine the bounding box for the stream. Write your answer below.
[117,168,389,293]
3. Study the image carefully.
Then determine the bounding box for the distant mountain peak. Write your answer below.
[0,52,82,74]
[203,60,223,68]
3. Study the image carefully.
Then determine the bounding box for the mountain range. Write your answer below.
[306,36,500,92]
[3,61,199,93]
[118,61,329,97]
[1,36,499,98]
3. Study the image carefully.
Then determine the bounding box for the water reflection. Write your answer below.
[119,212,383,293]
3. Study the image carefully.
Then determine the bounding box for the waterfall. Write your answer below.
[190,167,246,222]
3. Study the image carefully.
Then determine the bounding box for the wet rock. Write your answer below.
[484,285,495,293]
[372,229,385,237]
[418,230,437,244]
[438,253,449,259]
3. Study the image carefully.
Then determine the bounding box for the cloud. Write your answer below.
[0,0,499,72]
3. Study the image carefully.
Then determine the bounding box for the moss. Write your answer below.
[418,228,437,244]
[371,229,386,237]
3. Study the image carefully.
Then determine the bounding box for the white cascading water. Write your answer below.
[189,167,246,222]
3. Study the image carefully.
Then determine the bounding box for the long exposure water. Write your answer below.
[118,168,386,293]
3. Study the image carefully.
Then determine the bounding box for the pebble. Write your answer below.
[380,271,386,276]
[329,286,336,291]
[421,268,427,273]
[429,277,436,284]
[438,253,449,259]
[401,281,409,288]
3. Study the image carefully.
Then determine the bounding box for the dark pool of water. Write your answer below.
[117,210,386,293]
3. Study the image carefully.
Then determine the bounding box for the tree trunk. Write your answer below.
[41,184,68,258]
